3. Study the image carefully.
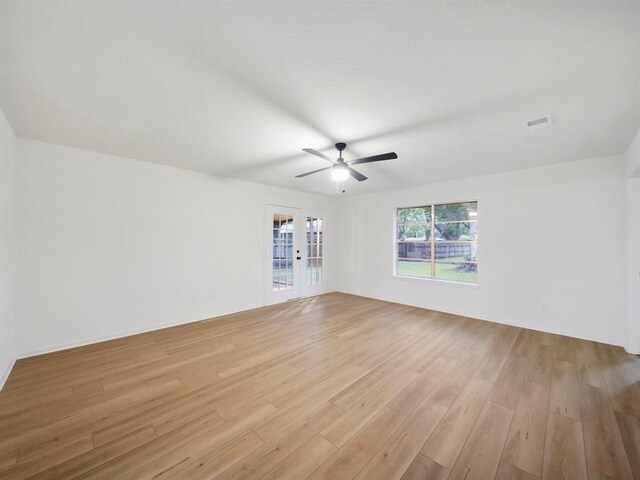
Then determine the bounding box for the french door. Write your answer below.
[265,205,325,305]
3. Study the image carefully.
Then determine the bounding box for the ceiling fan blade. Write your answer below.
[302,148,334,163]
[348,167,368,182]
[349,152,397,165]
[295,166,332,178]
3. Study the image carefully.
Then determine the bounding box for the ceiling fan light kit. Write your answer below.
[296,142,398,187]
[331,163,349,181]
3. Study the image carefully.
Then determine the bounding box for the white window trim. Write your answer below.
[393,201,479,286]
[392,273,479,289]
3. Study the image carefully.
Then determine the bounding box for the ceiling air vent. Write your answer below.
[526,115,552,131]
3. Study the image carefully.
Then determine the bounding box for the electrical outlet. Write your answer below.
[541,302,549,312]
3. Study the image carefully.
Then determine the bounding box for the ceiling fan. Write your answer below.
[296,142,397,182]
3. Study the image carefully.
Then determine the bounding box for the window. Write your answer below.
[396,202,478,283]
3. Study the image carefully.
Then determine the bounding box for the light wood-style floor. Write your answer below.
[1,293,639,480]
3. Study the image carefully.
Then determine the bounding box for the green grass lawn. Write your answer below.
[397,261,477,283]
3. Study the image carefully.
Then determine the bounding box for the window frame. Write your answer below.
[393,200,479,286]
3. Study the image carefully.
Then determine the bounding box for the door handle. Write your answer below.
[296,256,301,260]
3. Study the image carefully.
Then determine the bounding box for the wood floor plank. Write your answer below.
[549,358,581,421]
[512,330,538,357]
[495,462,538,480]
[1,378,183,460]
[0,293,637,479]
[574,339,607,389]
[353,399,448,480]
[0,448,19,469]
[427,352,484,407]
[0,434,93,480]
[553,336,576,364]
[81,404,277,480]
[542,412,587,480]
[401,326,458,375]
[26,426,157,480]
[588,469,614,480]
[400,453,450,480]
[614,410,640,479]
[526,344,553,386]
[579,383,633,480]
[473,327,520,384]
[163,431,264,479]
[489,353,529,409]
[501,380,549,477]
[258,435,337,480]
[265,362,349,410]
[447,401,514,480]
[254,367,367,442]
[309,406,407,480]
[329,353,411,410]
[594,343,640,418]
[92,396,224,447]
[388,356,452,416]
[321,369,416,447]
[219,402,344,480]
[421,378,493,469]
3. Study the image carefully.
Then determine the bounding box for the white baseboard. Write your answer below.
[0,357,16,391]
[17,291,335,360]
[13,289,626,365]
[17,304,262,360]
[338,290,624,348]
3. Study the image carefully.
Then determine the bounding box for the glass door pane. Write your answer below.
[272,213,295,291]
[306,217,323,286]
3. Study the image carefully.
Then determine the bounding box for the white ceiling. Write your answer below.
[1,1,639,195]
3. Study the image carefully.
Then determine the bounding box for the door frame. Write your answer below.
[264,205,328,306]
[300,210,327,299]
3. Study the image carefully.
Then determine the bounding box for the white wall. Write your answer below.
[626,127,640,354]
[627,128,640,177]
[7,137,634,361]
[626,178,640,354]
[338,155,628,346]
[16,139,338,357]
[0,108,17,388]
